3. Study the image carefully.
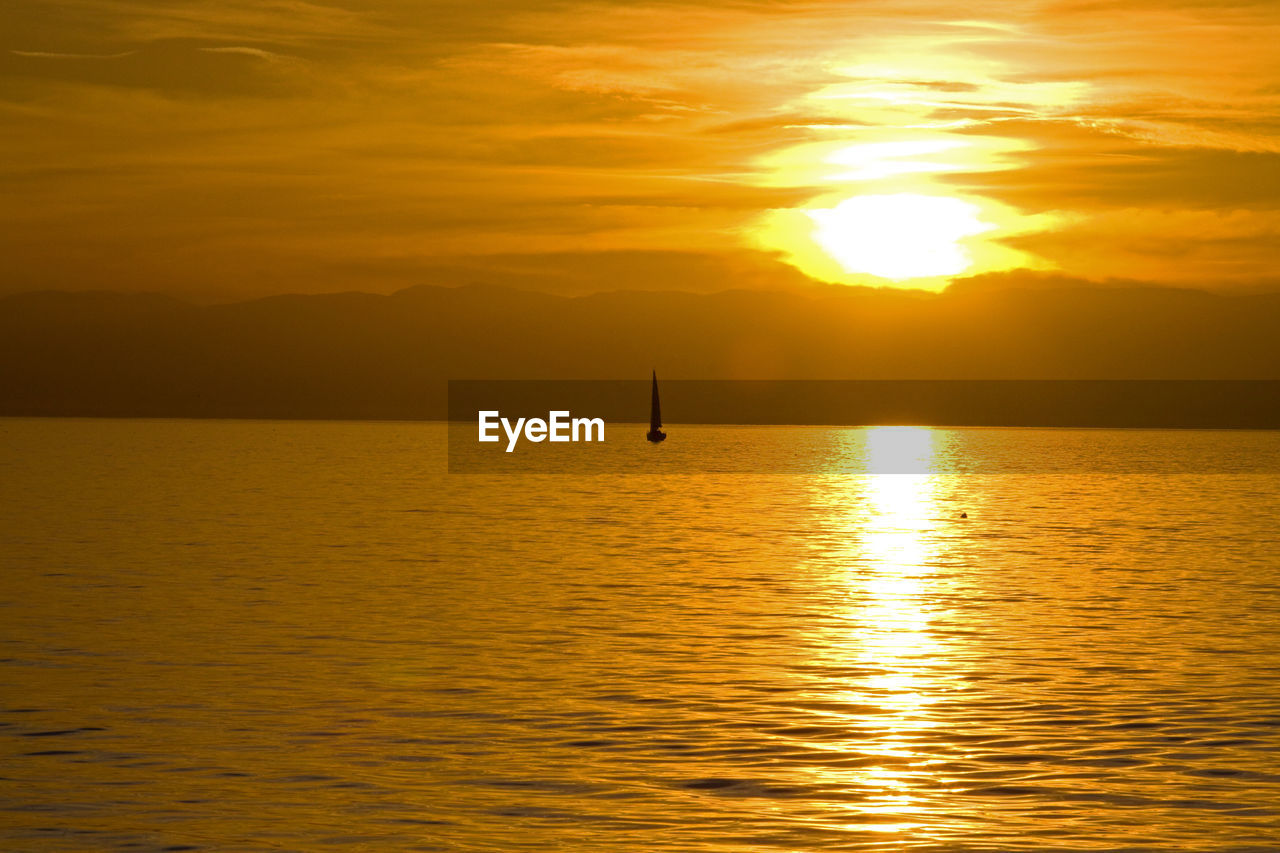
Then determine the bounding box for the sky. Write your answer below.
[3,0,1279,300]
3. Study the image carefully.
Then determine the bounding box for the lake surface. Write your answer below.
[3,418,1280,851]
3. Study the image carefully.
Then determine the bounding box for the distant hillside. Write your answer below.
[2,283,1280,419]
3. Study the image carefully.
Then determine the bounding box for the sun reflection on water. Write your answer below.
[803,426,956,834]
[853,429,942,720]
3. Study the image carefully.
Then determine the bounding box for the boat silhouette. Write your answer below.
[646,370,667,443]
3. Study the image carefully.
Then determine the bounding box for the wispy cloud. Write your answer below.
[196,45,303,68]
[2,0,1279,297]
[11,50,135,60]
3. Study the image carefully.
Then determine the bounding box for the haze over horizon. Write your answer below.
[4,0,1279,301]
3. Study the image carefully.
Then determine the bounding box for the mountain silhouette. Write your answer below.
[3,283,1280,421]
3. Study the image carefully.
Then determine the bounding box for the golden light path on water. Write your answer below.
[7,421,1280,850]
[801,427,950,836]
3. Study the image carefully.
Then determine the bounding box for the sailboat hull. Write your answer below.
[646,430,666,443]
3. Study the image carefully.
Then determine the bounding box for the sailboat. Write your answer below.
[646,370,667,443]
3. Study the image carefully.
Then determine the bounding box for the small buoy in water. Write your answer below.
[959,512,968,518]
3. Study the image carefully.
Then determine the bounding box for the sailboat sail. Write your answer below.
[650,371,662,431]
[646,370,666,442]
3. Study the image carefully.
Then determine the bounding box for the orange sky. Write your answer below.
[3,0,1278,300]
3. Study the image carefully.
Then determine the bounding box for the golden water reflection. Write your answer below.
[7,421,1280,849]
[805,427,956,834]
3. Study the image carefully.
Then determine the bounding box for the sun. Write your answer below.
[756,187,1053,290]
[750,127,1056,289]
[807,193,995,281]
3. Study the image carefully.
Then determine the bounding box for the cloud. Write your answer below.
[197,46,294,63]
[3,40,310,96]
[10,50,135,60]
[1005,207,1280,286]
[1,0,1279,297]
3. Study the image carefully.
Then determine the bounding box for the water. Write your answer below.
[2,418,1280,851]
